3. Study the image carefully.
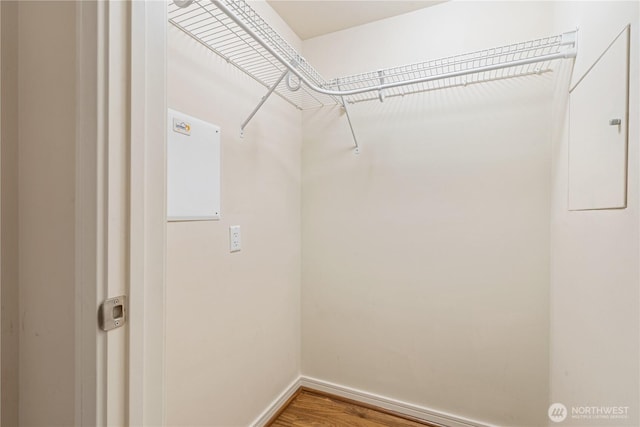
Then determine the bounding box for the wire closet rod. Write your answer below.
[207,0,577,98]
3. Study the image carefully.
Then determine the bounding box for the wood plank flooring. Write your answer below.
[269,389,437,427]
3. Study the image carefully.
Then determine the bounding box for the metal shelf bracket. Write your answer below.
[338,81,360,154]
[240,69,288,137]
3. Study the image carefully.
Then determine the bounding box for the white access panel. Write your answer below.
[167,109,221,220]
[568,28,629,211]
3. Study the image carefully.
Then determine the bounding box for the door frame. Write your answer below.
[75,1,167,425]
[129,1,167,425]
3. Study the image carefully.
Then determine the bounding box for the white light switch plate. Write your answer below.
[229,225,241,252]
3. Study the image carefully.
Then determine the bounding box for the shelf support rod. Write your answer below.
[338,82,360,154]
[378,70,385,102]
[240,69,289,137]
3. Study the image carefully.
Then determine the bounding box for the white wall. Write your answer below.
[550,2,640,426]
[165,2,302,425]
[164,2,640,426]
[301,2,555,426]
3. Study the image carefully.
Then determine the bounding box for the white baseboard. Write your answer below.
[251,377,301,427]
[299,376,498,427]
[251,375,499,427]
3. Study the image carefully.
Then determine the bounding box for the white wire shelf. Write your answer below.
[170,0,576,105]
[168,0,339,110]
[169,0,577,150]
[328,32,577,104]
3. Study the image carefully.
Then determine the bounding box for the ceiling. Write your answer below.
[267,1,446,40]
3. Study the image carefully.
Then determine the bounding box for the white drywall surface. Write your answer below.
[301,2,555,426]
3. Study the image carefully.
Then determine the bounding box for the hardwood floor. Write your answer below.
[268,389,438,427]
